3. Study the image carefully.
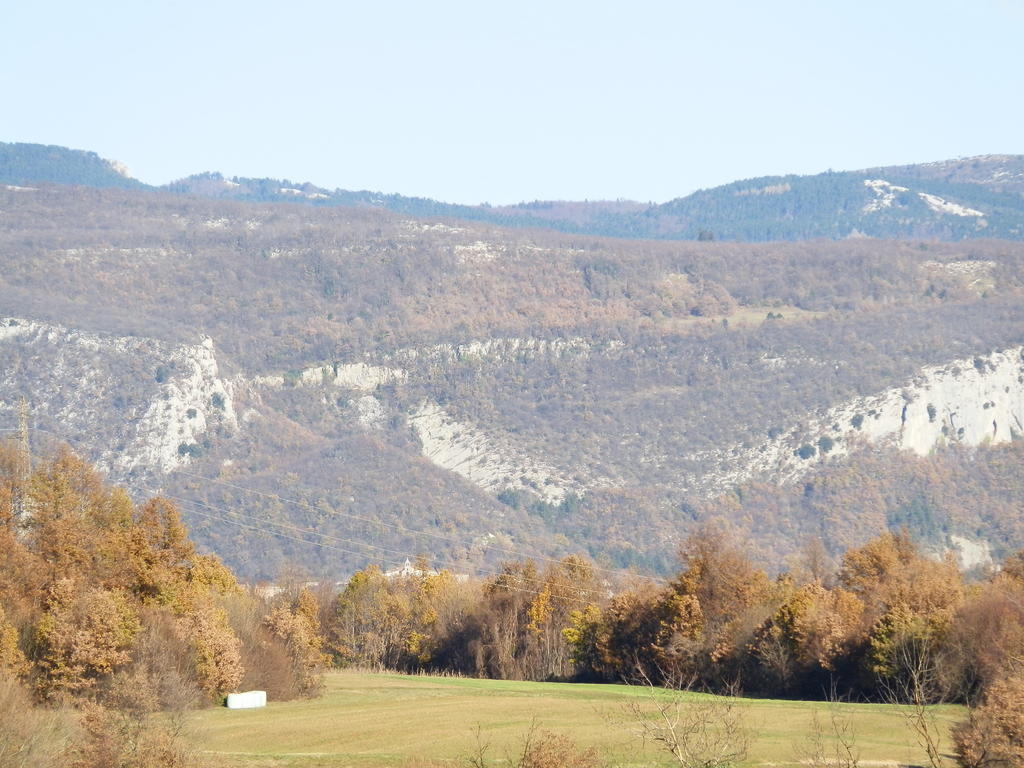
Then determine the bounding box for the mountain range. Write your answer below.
[3,142,1024,580]
[4,141,1024,241]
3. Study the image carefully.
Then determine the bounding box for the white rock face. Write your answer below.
[735,182,792,197]
[862,180,987,219]
[409,401,574,504]
[110,337,237,475]
[918,192,985,217]
[948,535,994,571]
[700,346,1024,490]
[390,336,615,367]
[922,260,996,278]
[400,221,467,235]
[252,338,615,402]
[0,320,32,342]
[454,241,506,265]
[862,179,909,212]
[53,246,180,266]
[107,159,132,178]
[279,187,330,200]
[250,374,286,388]
[0,317,236,478]
[252,362,408,392]
[921,260,996,295]
[354,395,387,429]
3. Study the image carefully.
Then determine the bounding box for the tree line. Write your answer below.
[4,444,1023,765]
[321,527,1024,766]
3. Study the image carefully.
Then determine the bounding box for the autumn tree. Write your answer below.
[330,565,413,669]
[670,524,773,683]
[0,603,29,677]
[839,531,964,700]
[750,581,864,694]
[265,587,329,696]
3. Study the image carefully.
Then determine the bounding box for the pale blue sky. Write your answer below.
[3,0,1022,204]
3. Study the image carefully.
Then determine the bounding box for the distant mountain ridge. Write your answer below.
[0,142,145,189]
[2,141,1023,241]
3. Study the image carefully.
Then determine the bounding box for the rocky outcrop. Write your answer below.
[251,363,407,392]
[0,318,236,477]
[700,346,1024,490]
[408,401,575,504]
[110,337,237,475]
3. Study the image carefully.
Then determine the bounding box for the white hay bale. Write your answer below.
[226,690,267,709]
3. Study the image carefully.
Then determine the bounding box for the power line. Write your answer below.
[16,447,611,606]
[138,485,618,604]
[167,466,669,586]
[11,440,625,603]
[3,424,667,586]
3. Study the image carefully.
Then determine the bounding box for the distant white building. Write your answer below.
[385,558,438,580]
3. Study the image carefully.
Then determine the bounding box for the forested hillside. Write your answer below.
[4,142,1024,241]
[0,143,144,190]
[3,181,1024,579]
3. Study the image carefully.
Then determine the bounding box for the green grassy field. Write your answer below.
[188,671,964,767]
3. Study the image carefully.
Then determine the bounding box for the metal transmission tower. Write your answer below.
[13,397,31,525]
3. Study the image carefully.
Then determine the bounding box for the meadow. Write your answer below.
[188,671,964,767]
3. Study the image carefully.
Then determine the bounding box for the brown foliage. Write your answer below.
[515,727,603,768]
[68,700,201,768]
[263,587,328,696]
[34,581,141,700]
[224,593,304,700]
[463,720,603,768]
[178,606,243,700]
[940,579,1024,701]
[0,446,336,712]
[0,603,29,677]
[672,525,773,676]
[751,582,865,692]
[953,672,1024,768]
[841,530,964,631]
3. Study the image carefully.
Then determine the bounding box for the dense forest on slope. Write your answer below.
[3,183,1024,578]
[0,142,145,190]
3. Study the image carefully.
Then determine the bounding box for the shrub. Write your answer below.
[517,729,602,768]
[69,700,200,768]
[953,672,1024,767]
[0,674,73,768]
[796,444,816,460]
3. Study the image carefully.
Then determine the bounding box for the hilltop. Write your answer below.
[3,142,1024,241]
